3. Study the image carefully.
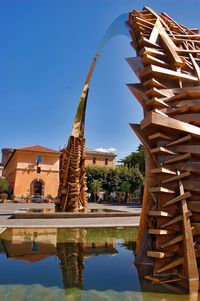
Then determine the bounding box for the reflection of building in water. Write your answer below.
[1,228,57,262]
[84,242,116,258]
[0,227,129,293]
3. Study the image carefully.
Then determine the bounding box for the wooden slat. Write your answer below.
[151,167,176,175]
[148,132,172,141]
[147,251,174,258]
[162,153,191,165]
[145,97,170,108]
[166,135,191,147]
[149,211,172,217]
[157,257,184,273]
[140,46,166,58]
[173,145,200,155]
[161,171,190,184]
[161,215,183,229]
[149,187,175,194]
[183,181,200,193]
[161,234,183,248]
[188,201,200,212]
[143,78,167,89]
[150,147,176,155]
[145,87,174,98]
[148,229,170,235]
[178,175,199,289]
[141,112,200,137]
[162,191,191,208]
[140,64,198,82]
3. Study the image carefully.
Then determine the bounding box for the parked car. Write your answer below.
[30,196,49,203]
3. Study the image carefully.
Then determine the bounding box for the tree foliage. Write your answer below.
[90,179,102,194]
[120,144,145,175]
[86,165,143,196]
[0,177,9,193]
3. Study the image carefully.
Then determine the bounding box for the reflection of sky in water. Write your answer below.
[0,228,143,301]
[0,232,196,301]
[84,240,140,292]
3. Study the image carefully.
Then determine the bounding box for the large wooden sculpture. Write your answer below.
[58,56,98,212]
[127,6,200,294]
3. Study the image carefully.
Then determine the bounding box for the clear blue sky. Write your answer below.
[1,0,200,161]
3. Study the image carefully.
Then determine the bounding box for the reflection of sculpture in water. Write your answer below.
[56,228,118,301]
[57,241,84,289]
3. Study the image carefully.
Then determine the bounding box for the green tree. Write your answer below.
[120,144,145,175]
[90,179,102,202]
[120,181,131,202]
[0,177,9,193]
[86,165,144,202]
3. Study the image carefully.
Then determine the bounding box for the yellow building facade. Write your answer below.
[3,145,60,197]
[2,146,116,198]
[85,150,116,168]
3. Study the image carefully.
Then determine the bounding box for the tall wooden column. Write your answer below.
[127,6,200,293]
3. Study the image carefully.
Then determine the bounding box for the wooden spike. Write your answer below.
[157,257,184,273]
[161,215,183,229]
[161,171,190,184]
[166,135,191,147]
[162,153,191,165]
[162,191,191,208]
[161,234,183,248]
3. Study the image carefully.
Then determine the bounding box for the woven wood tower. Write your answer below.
[127,6,200,293]
[58,56,98,212]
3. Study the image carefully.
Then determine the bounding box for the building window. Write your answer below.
[93,157,96,164]
[35,155,43,164]
[105,158,108,165]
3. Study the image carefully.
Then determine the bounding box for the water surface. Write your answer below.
[0,227,196,301]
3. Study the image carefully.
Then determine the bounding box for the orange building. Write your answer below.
[3,145,61,197]
[2,145,116,197]
[85,149,116,167]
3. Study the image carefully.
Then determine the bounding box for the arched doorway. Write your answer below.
[30,179,45,196]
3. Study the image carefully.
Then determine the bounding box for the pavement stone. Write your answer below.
[0,202,141,228]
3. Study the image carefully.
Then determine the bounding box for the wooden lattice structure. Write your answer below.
[127,6,200,293]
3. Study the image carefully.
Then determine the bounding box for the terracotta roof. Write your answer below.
[17,145,61,154]
[4,145,61,168]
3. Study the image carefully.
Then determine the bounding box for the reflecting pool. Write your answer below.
[0,227,197,301]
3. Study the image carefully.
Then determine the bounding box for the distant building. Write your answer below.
[85,149,116,168]
[1,145,117,197]
[2,145,60,197]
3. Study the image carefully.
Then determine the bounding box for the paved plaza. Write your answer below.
[0,202,141,229]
